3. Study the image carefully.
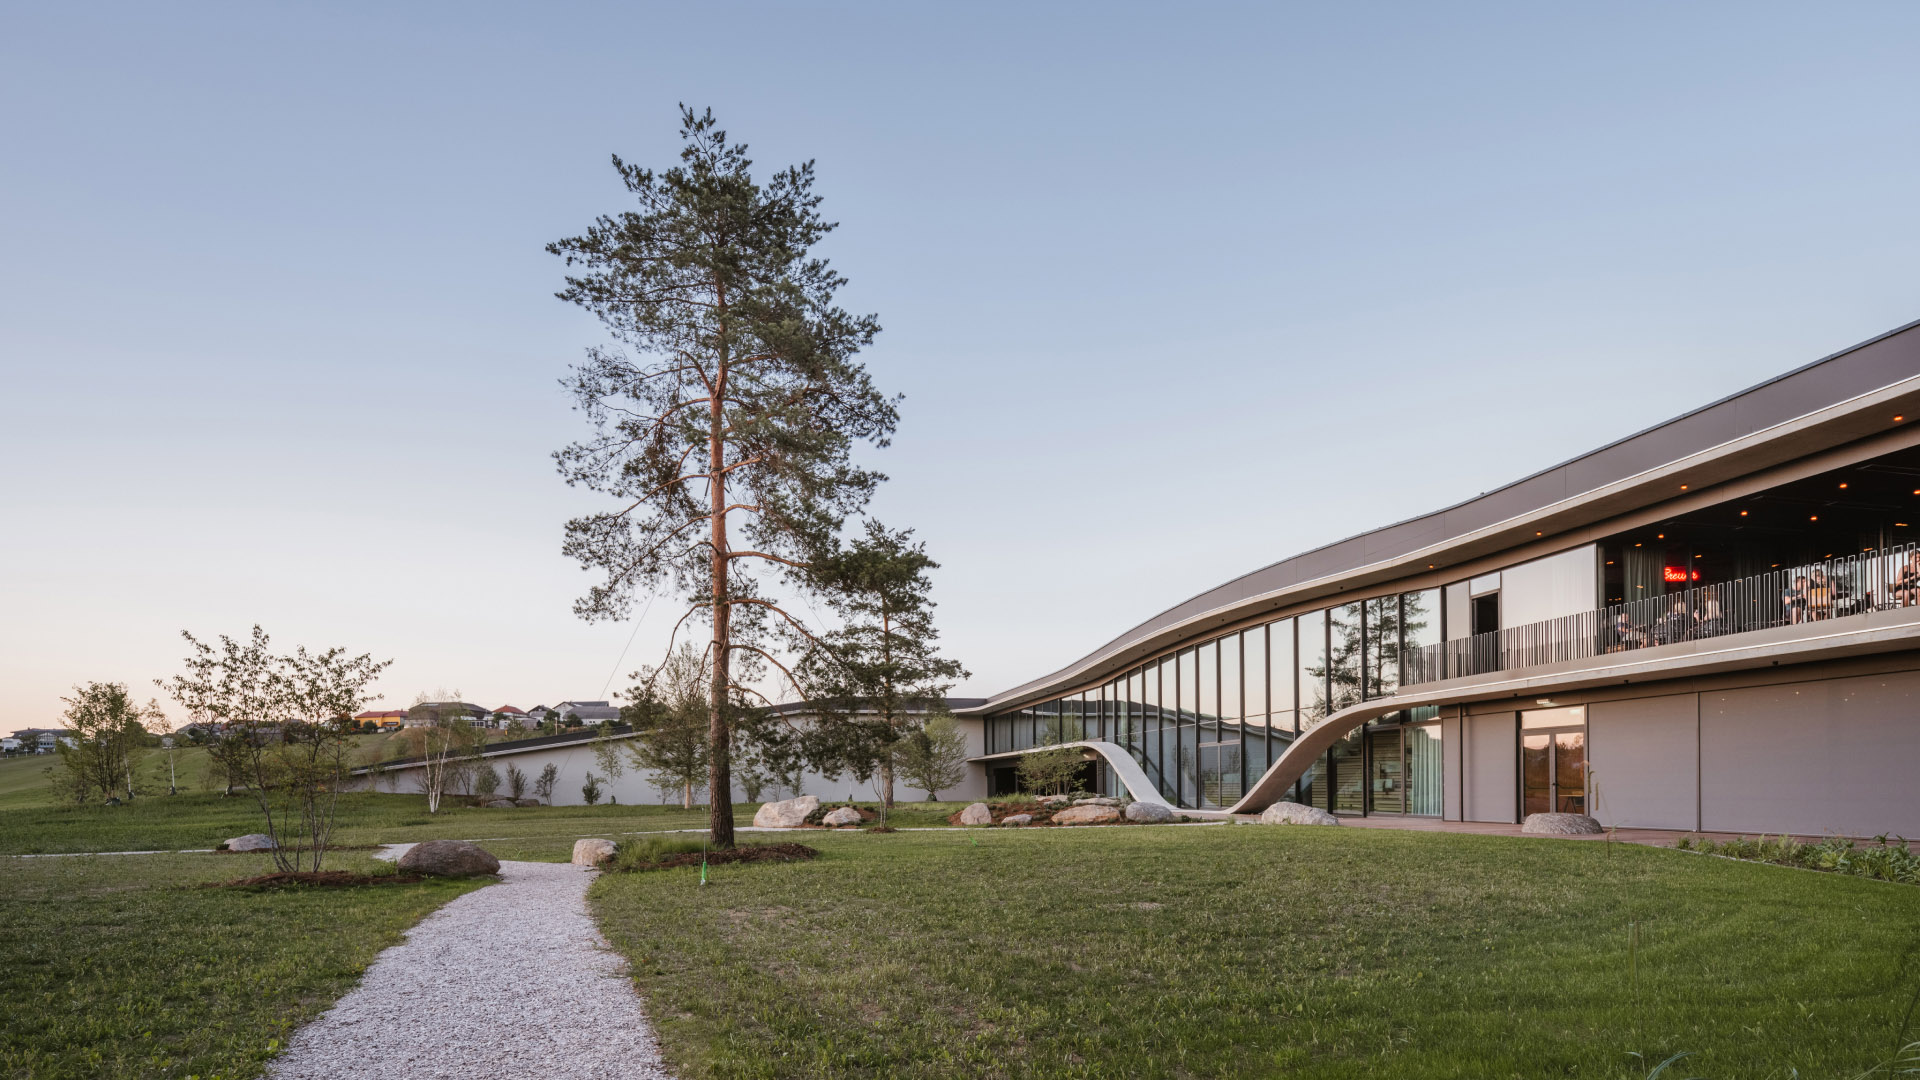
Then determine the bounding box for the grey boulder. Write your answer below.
[1053,804,1121,825]
[821,806,864,827]
[1522,812,1604,835]
[221,833,277,852]
[752,794,820,829]
[1001,813,1033,826]
[1124,801,1175,824]
[398,839,501,877]
[572,838,618,866]
[482,798,517,809]
[958,802,994,826]
[1257,802,1341,826]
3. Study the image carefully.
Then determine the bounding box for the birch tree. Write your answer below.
[550,106,897,847]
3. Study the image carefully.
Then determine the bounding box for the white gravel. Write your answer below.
[267,859,672,1080]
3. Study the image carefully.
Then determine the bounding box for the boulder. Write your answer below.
[222,833,277,852]
[1522,812,1604,835]
[1053,804,1121,826]
[821,806,863,827]
[571,838,618,867]
[482,798,517,809]
[398,839,500,877]
[514,798,542,808]
[1001,813,1033,826]
[1124,801,1175,824]
[1086,797,1122,807]
[1039,794,1072,806]
[958,802,994,826]
[1257,801,1341,826]
[752,794,820,829]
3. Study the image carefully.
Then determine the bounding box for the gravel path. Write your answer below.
[268,859,672,1080]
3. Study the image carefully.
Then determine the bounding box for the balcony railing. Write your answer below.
[1401,541,1920,686]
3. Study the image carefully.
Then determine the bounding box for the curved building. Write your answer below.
[959,317,1920,837]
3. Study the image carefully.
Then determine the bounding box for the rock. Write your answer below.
[1124,801,1175,824]
[398,839,501,877]
[958,801,994,826]
[821,806,863,827]
[514,798,542,807]
[1257,801,1341,826]
[1001,813,1033,826]
[752,794,820,829]
[571,838,618,867]
[482,798,517,809]
[221,833,276,852]
[1053,804,1121,825]
[1040,794,1072,806]
[1082,796,1120,807]
[1522,812,1604,835]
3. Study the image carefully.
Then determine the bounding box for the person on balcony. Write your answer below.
[1785,575,1813,624]
[1894,551,1920,607]
[1650,598,1696,646]
[1808,568,1838,620]
[1604,611,1647,652]
[1695,593,1729,638]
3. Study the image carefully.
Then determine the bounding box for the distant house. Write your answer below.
[354,710,410,732]
[1,737,20,754]
[9,728,72,753]
[405,702,492,729]
[490,705,529,728]
[551,700,621,724]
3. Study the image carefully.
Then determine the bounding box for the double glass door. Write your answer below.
[1519,706,1587,815]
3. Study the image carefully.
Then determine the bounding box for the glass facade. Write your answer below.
[985,584,1447,810]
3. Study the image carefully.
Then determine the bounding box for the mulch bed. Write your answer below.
[616,843,818,873]
[209,871,428,889]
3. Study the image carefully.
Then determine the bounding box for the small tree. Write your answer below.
[1017,747,1082,797]
[534,763,558,805]
[506,763,528,801]
[162,626,389,873]
[623,644,712,809]
[52,682,160,804]
[591,720,627,784]
[803,522,969,821]
[896,709,969,801]
[473,763,500,798]
[581,772,603,806]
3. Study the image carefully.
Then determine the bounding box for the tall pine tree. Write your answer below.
[550,107,896,847]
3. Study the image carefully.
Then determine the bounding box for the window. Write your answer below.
[1197,640,1218,726]
[1218,631,1241,724]
[1269,618,1295,734]
[1329,602,1363,712]
[1363,595,1398,699]
[1297,609,1328,729]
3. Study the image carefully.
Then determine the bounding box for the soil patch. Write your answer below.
[613,843,818,873]
[210,870,428,889]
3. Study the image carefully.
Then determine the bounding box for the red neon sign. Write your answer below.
[1662,566,1701,583]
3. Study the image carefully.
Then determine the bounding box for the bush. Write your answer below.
[1676,833,1920,885]
[609,836,708,871]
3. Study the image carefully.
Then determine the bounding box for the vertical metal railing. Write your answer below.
[1401,541,1920,686]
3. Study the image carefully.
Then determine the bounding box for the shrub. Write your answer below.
[1676,833,1920,885]
[473,764,500,798]
[582,773,603,806]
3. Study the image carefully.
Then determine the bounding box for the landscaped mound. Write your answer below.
[209,870,427,889]
[610,840,818,873]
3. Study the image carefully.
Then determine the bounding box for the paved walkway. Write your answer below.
[269,859,672,1080]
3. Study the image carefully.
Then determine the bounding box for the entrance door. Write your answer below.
[1519,706,1587,816]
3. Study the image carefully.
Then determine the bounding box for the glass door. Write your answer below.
[1519,706,1587,816]
[1368,728,1405,813]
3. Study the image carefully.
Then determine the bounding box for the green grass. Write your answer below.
[0,850,484,1080]
[591,826,1920,1080]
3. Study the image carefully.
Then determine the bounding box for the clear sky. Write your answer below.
[5,2,1920,729]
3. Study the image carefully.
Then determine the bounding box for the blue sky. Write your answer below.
[5,2,1920,727]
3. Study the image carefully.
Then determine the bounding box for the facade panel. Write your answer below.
[1463,710,1517,823]
[1588,694,1699,831]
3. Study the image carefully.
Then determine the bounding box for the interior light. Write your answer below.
[1899,523,1910,528]
[1811,515,1819,521]
[1840,483,1849,489]
[1657,533,1665,539]
[1695,554,1703,558]
[1635,542,1643,547]
[1535,531,1543,536]
[1680,484,1689,490]
[1898,416,1906,422]
[1740,510,1748,516]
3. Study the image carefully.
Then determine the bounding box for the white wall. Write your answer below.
[360,718,990,807]
[1500,544,1599,628]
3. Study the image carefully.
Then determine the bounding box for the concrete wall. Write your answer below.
[1462,710,1516,823]
[360,720,991,808]
[1701,672,1920,837]
[1588,694,1698,831]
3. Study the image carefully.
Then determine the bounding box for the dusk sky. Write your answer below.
[6,3,1920,729]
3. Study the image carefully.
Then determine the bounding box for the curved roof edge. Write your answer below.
[965,315,1920,714]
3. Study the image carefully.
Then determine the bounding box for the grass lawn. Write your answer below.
[592,826,1920,1080]
[0,851,484,1080]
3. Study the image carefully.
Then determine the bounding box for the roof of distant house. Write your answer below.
[354,710,409,720]
[492,705,527,715]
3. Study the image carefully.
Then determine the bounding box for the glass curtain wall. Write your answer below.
[984,586,1444,810]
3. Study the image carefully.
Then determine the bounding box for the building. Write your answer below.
[544,701,621,724]
[354,710,410,731]
[10,728,72,753]
[956,317,1920,838]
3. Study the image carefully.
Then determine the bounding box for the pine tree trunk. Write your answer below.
[706,329,736,850]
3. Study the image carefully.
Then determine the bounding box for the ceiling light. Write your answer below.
[1898,416,1906,423]
[1740,510,1749,516]
[1840,483,1849,489]
[1811,515,1819,521]
[1680,484,1689,490]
